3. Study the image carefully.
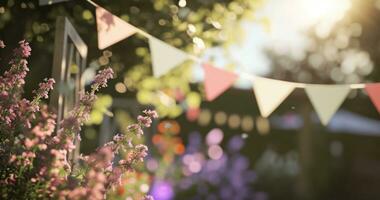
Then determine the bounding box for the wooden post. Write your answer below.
[296,103,314,200]
[296,103,330,200]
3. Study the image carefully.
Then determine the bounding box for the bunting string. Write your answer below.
[86,0,379,125]
[87,0,367,89]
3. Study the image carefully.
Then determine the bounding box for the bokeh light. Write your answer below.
[208,145,223,160]
[206,128,224,146]
[256,117,270,135]
[214,111,228,125]
[228,114,241,129]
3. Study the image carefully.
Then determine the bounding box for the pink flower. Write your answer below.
[127,138,133,148]
[76,133,82,142]
[0,40,5,48]
[33,78,55,99]
[14,40,31,58]
[92,67,114,90]
[38,144,47,150]
[22,151,36,159]
[127,124,139,131]
[137,115,152,127]
[113,133,124,142]
[79,91,97,107]
[118,160,127,165]
[127,124,144,136]
[0,91,8,99]
[32,124,53,139]
[143,109,159,119]
[65,138,76,152]
[134,144,148,161]
[0,41,156,199]
[24,138,38,149]
[136,128,144,136]
[8,155,17,163]
[108,166,123,185]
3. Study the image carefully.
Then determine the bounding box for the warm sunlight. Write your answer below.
[302,0,351,24]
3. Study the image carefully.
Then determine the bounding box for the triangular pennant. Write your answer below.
[203,63,238,101]
[365,83,380,113]
[253,77,296,118]
[305,85,351,125]
[96,7,138,50]
[148,37,189,77]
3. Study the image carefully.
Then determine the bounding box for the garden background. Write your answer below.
[1,0,380,199]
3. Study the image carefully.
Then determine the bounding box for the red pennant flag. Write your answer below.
[203,63,238,101]
[96,7,138,49]
[365,83,380,113]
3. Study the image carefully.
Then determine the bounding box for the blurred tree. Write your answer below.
[0,0,264,119]
[264,0,380,199]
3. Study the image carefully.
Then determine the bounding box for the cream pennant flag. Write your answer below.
[305,85,351,125]
[203,63,238,101]
[96,7,138,50]
[253,77,296,118]
[149,37,189,77]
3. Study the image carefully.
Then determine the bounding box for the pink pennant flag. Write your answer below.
[365,83,380,113]
[96,7,138,50]
[203,63,238,101]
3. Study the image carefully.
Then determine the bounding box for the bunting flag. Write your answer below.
[96,7,138,50]
[149,37,189,77]
[365,83,380,113]
[305,85,351,125]
[203,63,238,101]
[253,77,296,118]
[41,3,380,126]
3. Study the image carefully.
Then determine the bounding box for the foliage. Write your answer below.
[266,0,379,86]
[0,0,264,119]
[0,40,156,200]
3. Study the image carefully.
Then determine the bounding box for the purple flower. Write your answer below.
[143,195,155,200]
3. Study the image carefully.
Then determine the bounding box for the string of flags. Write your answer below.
[53,0,380,126]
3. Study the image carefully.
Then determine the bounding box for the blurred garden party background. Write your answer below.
[1,0,380,199]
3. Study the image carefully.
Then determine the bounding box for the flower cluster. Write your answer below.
[92,67,114,91]
[0,40,156,200]
[14,40,31,58]
[59,109,157,200]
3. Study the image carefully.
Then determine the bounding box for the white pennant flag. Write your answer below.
[148,37,189,77]
[253,77,296,117]
[305,85,351,125]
